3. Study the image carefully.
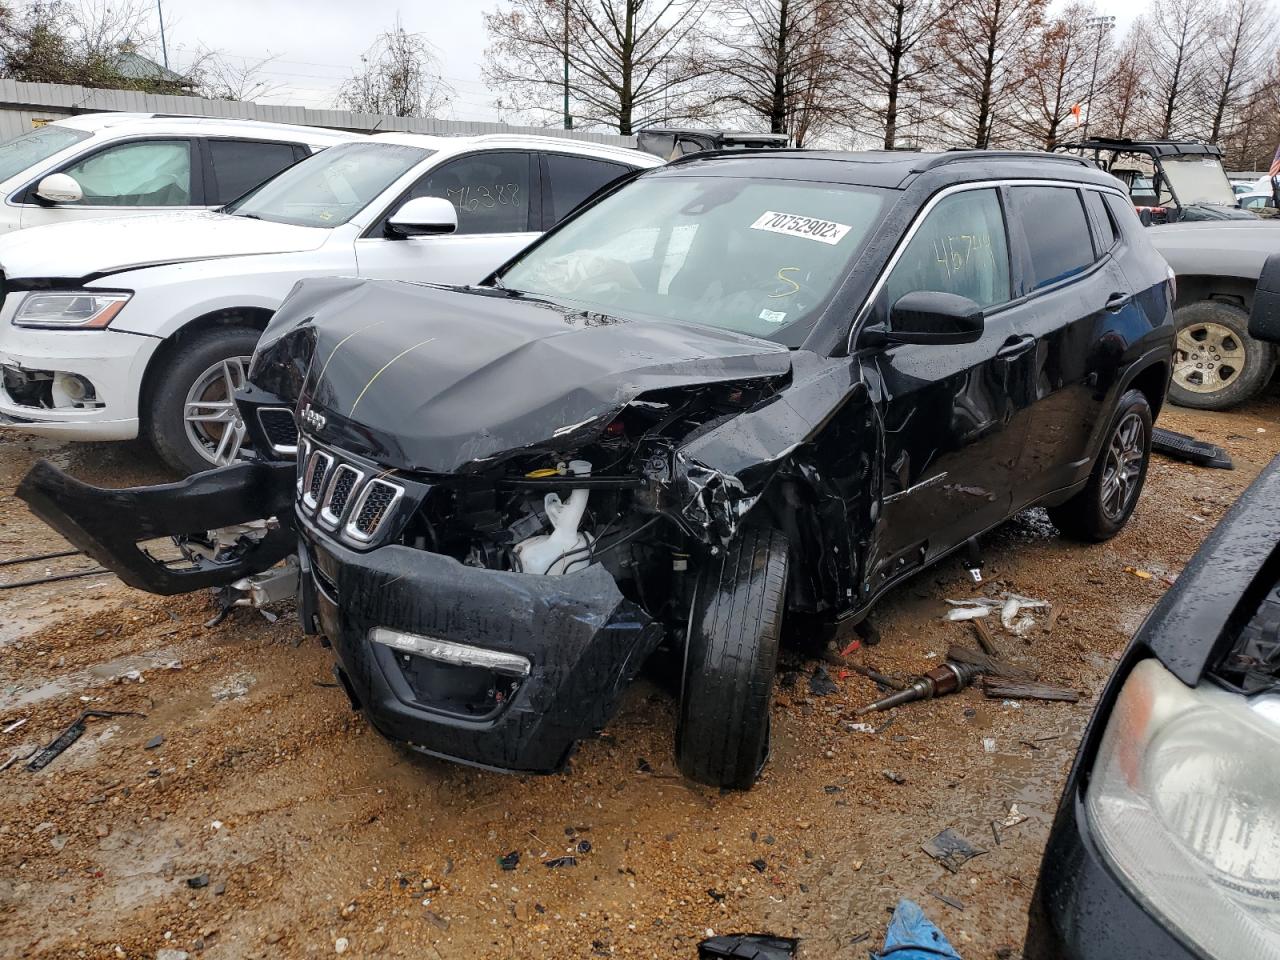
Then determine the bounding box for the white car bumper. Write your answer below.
[0,326,160,441]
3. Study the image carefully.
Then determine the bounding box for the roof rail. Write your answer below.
[920,149,1091,171]
[637,127,791,161]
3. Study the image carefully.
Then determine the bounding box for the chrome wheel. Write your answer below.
[1174,321,1247,394]
[1100,411,1145,521]
[183,355,251,466]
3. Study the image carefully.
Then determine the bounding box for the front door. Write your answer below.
[862,186,1029,590]
[354,150,540,286]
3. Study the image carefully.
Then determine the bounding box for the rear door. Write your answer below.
[1006,184,1130,504]
[868,185,1028,586]
[354,150,540,285]
[203,138,306,207]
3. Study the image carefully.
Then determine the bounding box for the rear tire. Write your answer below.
[1048,388,1152,542]
[144,326,260,476]
[1168,301,1275,410]
[675,528,788,790]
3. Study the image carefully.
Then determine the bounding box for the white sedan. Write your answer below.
[0,133,658,473]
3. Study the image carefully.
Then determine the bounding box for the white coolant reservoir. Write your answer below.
[513,460,594,575]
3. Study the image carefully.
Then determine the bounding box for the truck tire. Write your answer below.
[675,528,789,790]
[144,327,260,476]
[1169,301,1276,410]
[1048,388,1152,542]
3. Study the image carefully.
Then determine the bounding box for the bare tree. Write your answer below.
[1091,23,1154,138]
[1202,0,1277,143]
[1010,5,1095,149]
[841,0,943,148]
[192,49,283,103]
[695,0,844,145]
[483,0,710,134]
[1221,50,1280,169]
[1148,0,1210,137]
[338,16,453,118]
[927,0,1048,147]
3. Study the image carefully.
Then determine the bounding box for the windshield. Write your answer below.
[499,175,888,344]
[225,141,431,228]
[1162,155,1237,206]
[0,124,90,183]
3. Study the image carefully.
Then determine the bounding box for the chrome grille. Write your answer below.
[347,479,403,542]
[319,464,362,527]
[302,450,333,509]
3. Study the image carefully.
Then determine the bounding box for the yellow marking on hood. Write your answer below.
[349,338,437,416]
[316,319,390,386]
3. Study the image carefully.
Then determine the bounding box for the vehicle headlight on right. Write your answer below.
[12,290,131,329]
[1087,657,1280,958]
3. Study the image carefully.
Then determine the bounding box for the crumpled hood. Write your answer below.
[250,277,793,473]
[0,211,331,281]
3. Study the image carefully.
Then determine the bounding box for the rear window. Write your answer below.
[209,139,300,205]
[1083,189,1118,251]
[1011,186,1095,290]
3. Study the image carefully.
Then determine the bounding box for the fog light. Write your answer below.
[370,627,531,677]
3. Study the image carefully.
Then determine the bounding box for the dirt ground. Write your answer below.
[1,388,1278,960]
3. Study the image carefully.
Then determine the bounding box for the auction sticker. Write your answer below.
[750,211,852,245]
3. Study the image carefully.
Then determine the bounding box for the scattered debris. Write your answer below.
[982,737,997,754]
[498,851,520,871]
[145,735,165,750]
[26,709,145,772]
[698,933,798,959]
[1151,427,1233,469]
[210,673,255,702]
[926,888,966,911]
[970,619,999,656]
[2,717,27,734]
[856,662,979,715]
[186,874,209,889]
[544,856,577,868]
[883,770,906,785]
[943,600,994,622]
[808,666,839,697]
[423,909,449,930]
[1125,566,1154,580]
[921,829,987,873]
[847,664,906,691]
[1001,804,1028,828]
[981,678,1080,703]
[945,645,1036,681]
[874,899,962,960]
[749,858,767,873]
[1000,594,1050,636]
[844,722,876,734]
[577,839,592,854]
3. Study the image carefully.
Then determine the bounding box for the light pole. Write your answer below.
[1081,15,1115,141]
[562,0,572,130]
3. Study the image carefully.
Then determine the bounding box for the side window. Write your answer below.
[1103,192,1145,237]
[544,154,631,224]
[405,152,532,235]
[884,188,1011,311]
[1083,190,1118,252]
[59,140,193,206]
[1012,186,1095,290]
[208,139,299,205]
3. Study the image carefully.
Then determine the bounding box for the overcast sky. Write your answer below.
[157,0,1137,124]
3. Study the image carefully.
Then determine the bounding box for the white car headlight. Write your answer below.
[13,291,131,329]
[1087,657,1280,959]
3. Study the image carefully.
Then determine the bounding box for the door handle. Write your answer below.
[995,333,1035,361]
[1105,291,1131,311]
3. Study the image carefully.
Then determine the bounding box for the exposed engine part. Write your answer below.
[512,460,594,575]
[227,558,300,609]
[178,520,277,564]
[855,661,980,715]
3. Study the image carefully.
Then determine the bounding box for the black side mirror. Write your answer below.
[1250,252,1280,345]
[880,291,985,346]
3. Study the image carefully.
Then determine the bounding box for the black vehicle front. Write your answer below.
[21,162,895,782]
[1026,299,1280,959]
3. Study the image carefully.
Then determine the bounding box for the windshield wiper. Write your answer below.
[236,212,263,220]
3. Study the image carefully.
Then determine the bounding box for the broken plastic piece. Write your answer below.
[1151,427,1233,470]
[921,829,987,874]
[26,709,145,772]
[698,933,799,959]
[874,899,963,960]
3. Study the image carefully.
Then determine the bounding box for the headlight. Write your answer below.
[13,291,131,329]
[1087,658,1280,959]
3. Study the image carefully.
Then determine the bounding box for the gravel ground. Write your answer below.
[1,388,1277,960]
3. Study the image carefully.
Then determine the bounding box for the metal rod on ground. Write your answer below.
[0,548,82,568]
[856,662,980,715]
[0,568,111,590]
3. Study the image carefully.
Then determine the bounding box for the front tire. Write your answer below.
[675,528,789,790]
[1048,388,1152,542]
[144,327,260,476]
[1168,301,1275,410]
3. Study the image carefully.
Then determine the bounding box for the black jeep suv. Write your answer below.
[19,148,1176,789]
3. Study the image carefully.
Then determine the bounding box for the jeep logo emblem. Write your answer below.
[300,405,326,432]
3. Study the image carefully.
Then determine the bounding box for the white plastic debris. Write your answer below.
[982,737,997,754]
[1002,804,1028,827]
[944,598,1001,621]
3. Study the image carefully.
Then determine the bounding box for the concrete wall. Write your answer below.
[0,79,636,146]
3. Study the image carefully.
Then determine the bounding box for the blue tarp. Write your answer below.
[873,898,963,960]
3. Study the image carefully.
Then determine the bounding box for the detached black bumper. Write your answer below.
[302,526,664,774]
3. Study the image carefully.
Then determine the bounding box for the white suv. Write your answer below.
[0,133,659,473]
[0,113,357,233]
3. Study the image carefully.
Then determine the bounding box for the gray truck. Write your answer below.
[1148,219,1280,409]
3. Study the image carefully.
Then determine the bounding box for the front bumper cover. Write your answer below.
[304,527,663,773]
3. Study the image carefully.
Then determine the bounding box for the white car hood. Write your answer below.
[0,211,332,280]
